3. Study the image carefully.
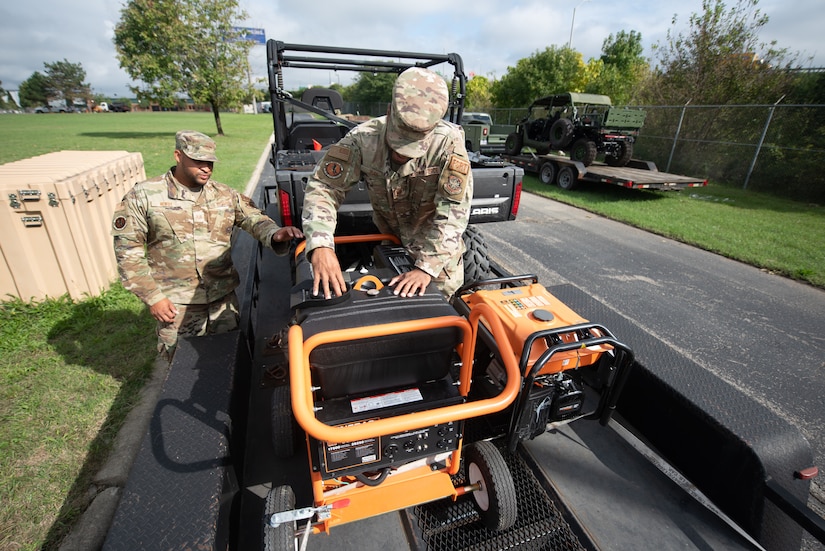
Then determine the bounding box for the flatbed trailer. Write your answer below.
[501,152,708,191]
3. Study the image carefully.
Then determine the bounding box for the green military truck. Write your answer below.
[460,112,510,154]
[504,92,646,167]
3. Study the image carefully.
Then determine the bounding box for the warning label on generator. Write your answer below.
[324,436,379,472]
[500,294,551,317]
[350,388,423,413]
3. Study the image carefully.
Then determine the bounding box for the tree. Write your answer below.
[639,0,797,105]
[491,46,588,108]
[465,75,493,111]
[114,0,254,135]
[342,70,397,116]
[585,31,649,104]
[18,72,50,108]
[787,71,825,105]
[0,81,10,109]
[44,59,90,108]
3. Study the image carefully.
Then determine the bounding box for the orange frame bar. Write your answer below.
[293,233,402,259]
[286,302,522,534]
[289,303,521,444]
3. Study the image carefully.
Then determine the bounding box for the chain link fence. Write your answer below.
[489,104,825,203]
[337,100,825,203]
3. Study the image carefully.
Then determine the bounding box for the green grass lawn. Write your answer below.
[1,111,274,192]
[522,176,825,288]
[0,111,273,550]
[0,111,823,549]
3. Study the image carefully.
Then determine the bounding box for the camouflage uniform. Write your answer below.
[302,67,473,296]
[112,130,289,358]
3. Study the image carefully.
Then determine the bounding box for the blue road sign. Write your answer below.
[231,27,266,45]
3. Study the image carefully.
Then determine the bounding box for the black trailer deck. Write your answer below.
[102,166,818,550]
[230,242,761,551]
[501,153,708,191]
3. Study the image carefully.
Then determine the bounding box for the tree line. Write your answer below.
[8,0,824,134]
[14,60,92,110]
[276,0,823,115]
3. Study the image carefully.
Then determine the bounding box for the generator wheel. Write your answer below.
[504,132,523,156]
[264,485,297,551]
[465,441,517,531]
[271,385,295,459]
[539,161,556,185]
[556,165,579,191]
[462,225,493,284]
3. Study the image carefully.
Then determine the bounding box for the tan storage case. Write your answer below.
[0,151,145,302]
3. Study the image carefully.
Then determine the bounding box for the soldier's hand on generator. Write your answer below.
[310,247,347,299]
[389,268,432,297]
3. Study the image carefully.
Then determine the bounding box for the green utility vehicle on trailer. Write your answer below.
[504,92,646,167]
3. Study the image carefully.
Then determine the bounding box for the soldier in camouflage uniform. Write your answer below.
[303,67,473,298]
[112,130,303,360]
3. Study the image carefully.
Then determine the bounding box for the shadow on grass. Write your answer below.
[79,131,172,140]
[41,299,156,550]
[683,183,825,215]
[527,176,824,218]
[524,179,668,203]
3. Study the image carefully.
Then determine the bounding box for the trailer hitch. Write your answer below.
[267,499,350,528]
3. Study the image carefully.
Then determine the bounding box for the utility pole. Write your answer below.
[568,0,591,49]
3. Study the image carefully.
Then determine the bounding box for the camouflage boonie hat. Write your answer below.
[386,67,449,158]
[175,130,218,162]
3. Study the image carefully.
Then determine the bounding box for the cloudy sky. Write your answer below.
[1,0,821,98]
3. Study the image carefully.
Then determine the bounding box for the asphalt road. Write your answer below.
[479,191,825,514]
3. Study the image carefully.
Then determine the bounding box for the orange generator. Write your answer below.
[262,242,634,549]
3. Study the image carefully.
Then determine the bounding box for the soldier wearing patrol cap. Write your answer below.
[112,130,303,360]
[303,66,473,298]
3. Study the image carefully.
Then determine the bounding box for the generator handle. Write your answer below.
[455,274,539,295]
[293,233,401,259]
[519,322,616,373]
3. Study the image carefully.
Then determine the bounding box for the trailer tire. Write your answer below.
[462,225,493,284]
[549,118,575,149]
[264,485,297,551]
[465,441,517,531]
[504,132,523,156]
[556,165,578,190]
[606,141,633,167]
[271,384,295,459]
[539,161,556,185]
[570,138,597,166]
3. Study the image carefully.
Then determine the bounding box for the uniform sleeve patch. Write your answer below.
[448,155,470,175]
[328,144,351,162]
[323,161,344,179]
[113,215,127,230]
[444,175,464,196]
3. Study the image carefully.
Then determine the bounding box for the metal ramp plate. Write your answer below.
[408,445,587,551]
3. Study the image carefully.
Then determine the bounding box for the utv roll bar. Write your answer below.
[266,40,468,153]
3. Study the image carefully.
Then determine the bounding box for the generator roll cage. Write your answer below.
[265,40,468,154]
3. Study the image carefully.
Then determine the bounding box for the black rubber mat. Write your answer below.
[546,283,813,551]
[410,442,587,551]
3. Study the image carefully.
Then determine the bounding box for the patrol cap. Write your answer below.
[175,130,219,162]
[385,67,449,158]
